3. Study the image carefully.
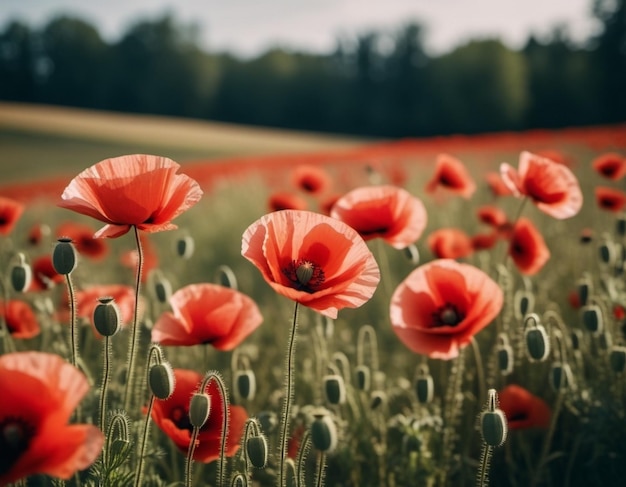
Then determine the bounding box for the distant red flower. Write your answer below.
[242,210,380,319]
[268,192,308,212]
[498,384,551,430]
[152,283,263,349]
[75,285,138,333]
[29,255,64,291]
[485,172,514,197]
[0,196,25,236]
[150,368,247,463]
[427,228,474,260]
[390,259,503,359]
[568,290,581,310]
[579,228,594,244]
[476,205,509,228]
[0,351,103,485]
[425,154,476,199]
[613,304,626,321]
[56,222,108,260]
[0,300,40,339]
[59,154,203,238]
[27,223,50,246]
[292,165,332,194]
[508,218,550,275]
[595,186,626,212]
[500,151,583,219]
[331,185,428,249]
[471,232,499,251]
[592,152,626,180]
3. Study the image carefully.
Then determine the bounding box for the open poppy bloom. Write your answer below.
[56,221,108,260]
[242,210,380,318]
[508,218,550,275]
[471,231,499,251]
[500,151,583,219]
[592,152,626,180]
[595,186,626,212]
[425,154,476,199]
[498,384,551,430]
[427,228,474,260]
[268,192,308,212]
[152,283,263,349]
[27,223,50,246]
[150,368,247,463]
[58,155,203,238]
[476,205,508,228]
[29,255,64,291]
[0,300,40,339]
[330,185,428,249]
[390,259,502,359]
[0,352,104,485]
[292,164,332,194]
[0,196,25,236]
[74,284,139,336]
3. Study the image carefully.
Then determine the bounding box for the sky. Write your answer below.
[0,0,599,57]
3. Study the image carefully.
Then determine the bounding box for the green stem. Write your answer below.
[65,273,78,368]
[530,392,565,487]
[123,226,144,413]
[185,427,201,487]
[470,337,487,406]
[315,450,326,487]
[278,302,300,487]
[477,443,493,487]
[135,394,155,487]
[99,336,112,462]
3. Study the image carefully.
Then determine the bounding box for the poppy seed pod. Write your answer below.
[609,346,626,373]
[576,278,591,307]
[151,271,172,304]
[415,365,434,404]
[524,315,550,362]
[370,391,386,410]
[496,337,514,376]
[550,362,574,392]
[599,239,616,266]
[480,390,508,447]
[189,393,211,428]
[403,244,420,265]
[93,297,121,337]
[52,237,77,275]
[617,215,626,237]
[355,365,371,391]
[149,362,175,400]
[176,235,195,259]
[10,253,32,292]
[215,265,238,290]
[231,474,246,487]
[514,290,535,320]
[324,374,346,405]
[246,434,268,468]
[235,370,256,401]
[581,305,603,335]
[311,413,338,452]
[285,459,298,487]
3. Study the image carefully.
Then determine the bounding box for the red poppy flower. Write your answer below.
[267,192,308,212]
[27,223,50,246]
[152,283,263,349]
[476,205,508,228]
[150,368,247,463]
[535,149,571,167]
[500,151,583,219]
[595,186,626,212]
[0,351,104,485]
[498,384,551,430]
[29,255,64,291]
[330,185,428,249]
[74,284,138,334]
[56,222,108,260]
[242,210,380,319]
[592,152,626,180]
[508,218,550,275]
[427,228,474,260]
[425,154,476,199]
[0,300,40,339]
[292,164,332,194]
[485,172,514,197]
[58,154,203,238]
[390,259,503,359]
[0,196,25,236]
[568,290,581,310]
[471,232,499,251]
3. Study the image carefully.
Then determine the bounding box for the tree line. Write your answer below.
[0,0,624,137]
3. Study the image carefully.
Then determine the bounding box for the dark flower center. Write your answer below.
[170,406,192,431]
[432,303,464,327]
[0,417,35,475]
[283,259,325,293]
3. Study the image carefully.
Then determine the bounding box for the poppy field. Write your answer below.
[1,123,626,487]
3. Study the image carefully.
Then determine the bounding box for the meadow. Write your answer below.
[1,104,626,487]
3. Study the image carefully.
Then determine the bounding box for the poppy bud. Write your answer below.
[235,370,256,401]
[524,316,550,362]
[480,389,507,447]
[215,265,238,290]
[415,365,434,404]
[617,214,626,237]
[570,330,583,351]
[257,411,278,434]
[355,365,371,391]
[514,290,534,319]
[577,278,591,307]
[550,362,574,392]
[231,474,246,487]
[246,434,268,468]
[149,362,175,400]
[610,346,626,373]
[52,237,77,275]
[311,413,338,452]
[150,271,172,304]
[599,239,616,266]
[176,235,195,259]
[93,297,121,337]
[497,341,514,376]
[10,253,32,292]
[598,332,612,350]
[403,244,420,265]
[285,459,298,487]
[324,374,346,405]
[581,305,603,335]
[189,393,211,428]
[370,391,386,410]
